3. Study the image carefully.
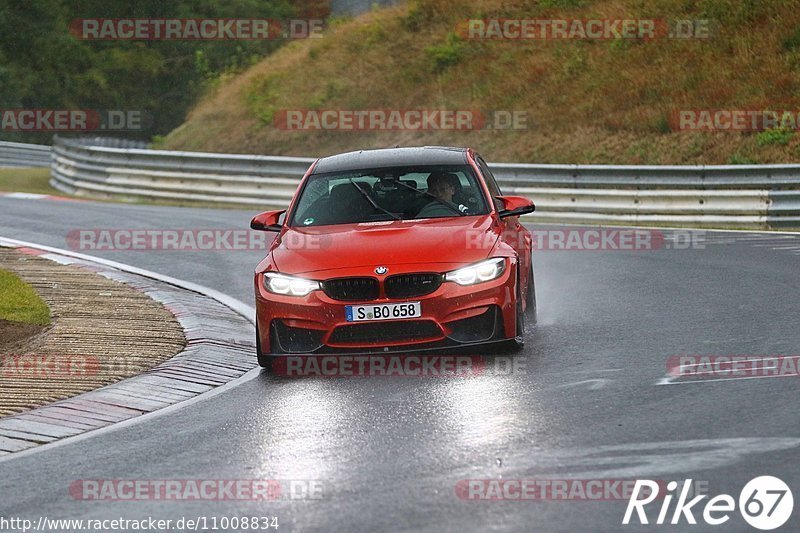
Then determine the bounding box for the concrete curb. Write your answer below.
[0,239,257,456]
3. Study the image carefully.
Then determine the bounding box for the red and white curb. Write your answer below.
[0,237,259,461]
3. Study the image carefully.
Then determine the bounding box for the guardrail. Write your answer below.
[491,164,799,229]
[50,136,800,229]
[0,141,52,168]
[51,136,311,209]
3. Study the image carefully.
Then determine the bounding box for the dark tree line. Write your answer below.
[0,0,329,143]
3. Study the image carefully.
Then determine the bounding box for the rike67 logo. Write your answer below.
[623,476,793,530]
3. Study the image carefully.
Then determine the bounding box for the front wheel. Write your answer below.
[513,294,525,350]
[508,268,525,351]
[525,262,537,323]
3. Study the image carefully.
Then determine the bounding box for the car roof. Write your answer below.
[312,146,470,174]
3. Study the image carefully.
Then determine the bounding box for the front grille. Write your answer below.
[322,277,379,301]
[385,273,443,299]
[328,320,442,344]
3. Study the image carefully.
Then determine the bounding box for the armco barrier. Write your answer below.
[0,141,52,168]
[46,136,800,229]
[51,136,310,209]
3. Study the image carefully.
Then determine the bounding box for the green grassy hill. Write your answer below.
[160,0,800,164]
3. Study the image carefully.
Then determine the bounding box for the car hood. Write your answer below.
[271,215,500,275]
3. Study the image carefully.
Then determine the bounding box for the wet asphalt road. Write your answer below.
[1,196,799,532]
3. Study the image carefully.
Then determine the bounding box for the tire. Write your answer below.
[513,294,525,350]
[510,269,526,351]
[256,324,275,369]
[525,262,537,323]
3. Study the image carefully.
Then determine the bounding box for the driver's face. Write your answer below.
[428,181,454,201]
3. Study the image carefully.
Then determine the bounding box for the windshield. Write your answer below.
[288,165,489,227]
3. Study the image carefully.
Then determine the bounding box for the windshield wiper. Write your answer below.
[348,179,402,221]
[393,179,465,216]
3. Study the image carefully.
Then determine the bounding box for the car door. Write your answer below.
[475,154,533,297]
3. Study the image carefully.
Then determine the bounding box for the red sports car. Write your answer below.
[251,147,535,366]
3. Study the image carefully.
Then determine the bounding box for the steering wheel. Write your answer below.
[417,202,458,218]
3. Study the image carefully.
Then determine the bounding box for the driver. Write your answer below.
[426,171,458,204]
[416,172,468,218]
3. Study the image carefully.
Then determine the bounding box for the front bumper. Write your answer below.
[255,261,518,355]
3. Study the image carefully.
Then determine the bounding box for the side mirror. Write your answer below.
[497,196,535,218]
[250,210,286,231]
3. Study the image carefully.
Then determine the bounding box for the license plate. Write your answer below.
[345,302,421,322]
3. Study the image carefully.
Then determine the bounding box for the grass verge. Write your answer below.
[0,167,261,210]
[0,267,51,326]
[0,168,54,195]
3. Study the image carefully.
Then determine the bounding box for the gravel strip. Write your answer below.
[0,246,256,455]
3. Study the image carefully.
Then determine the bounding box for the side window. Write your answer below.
[475,155,503,209]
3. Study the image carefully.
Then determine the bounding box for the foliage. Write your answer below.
[0,0,297,143]
[424,31,466,73]
[756,128,793,147]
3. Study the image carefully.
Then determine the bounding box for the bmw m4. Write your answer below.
[251,146,536,366]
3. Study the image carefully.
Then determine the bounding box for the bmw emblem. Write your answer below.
[375,266,388,275]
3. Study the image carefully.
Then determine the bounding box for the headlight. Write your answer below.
[445,257,506,286]
[264,272,320,296]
